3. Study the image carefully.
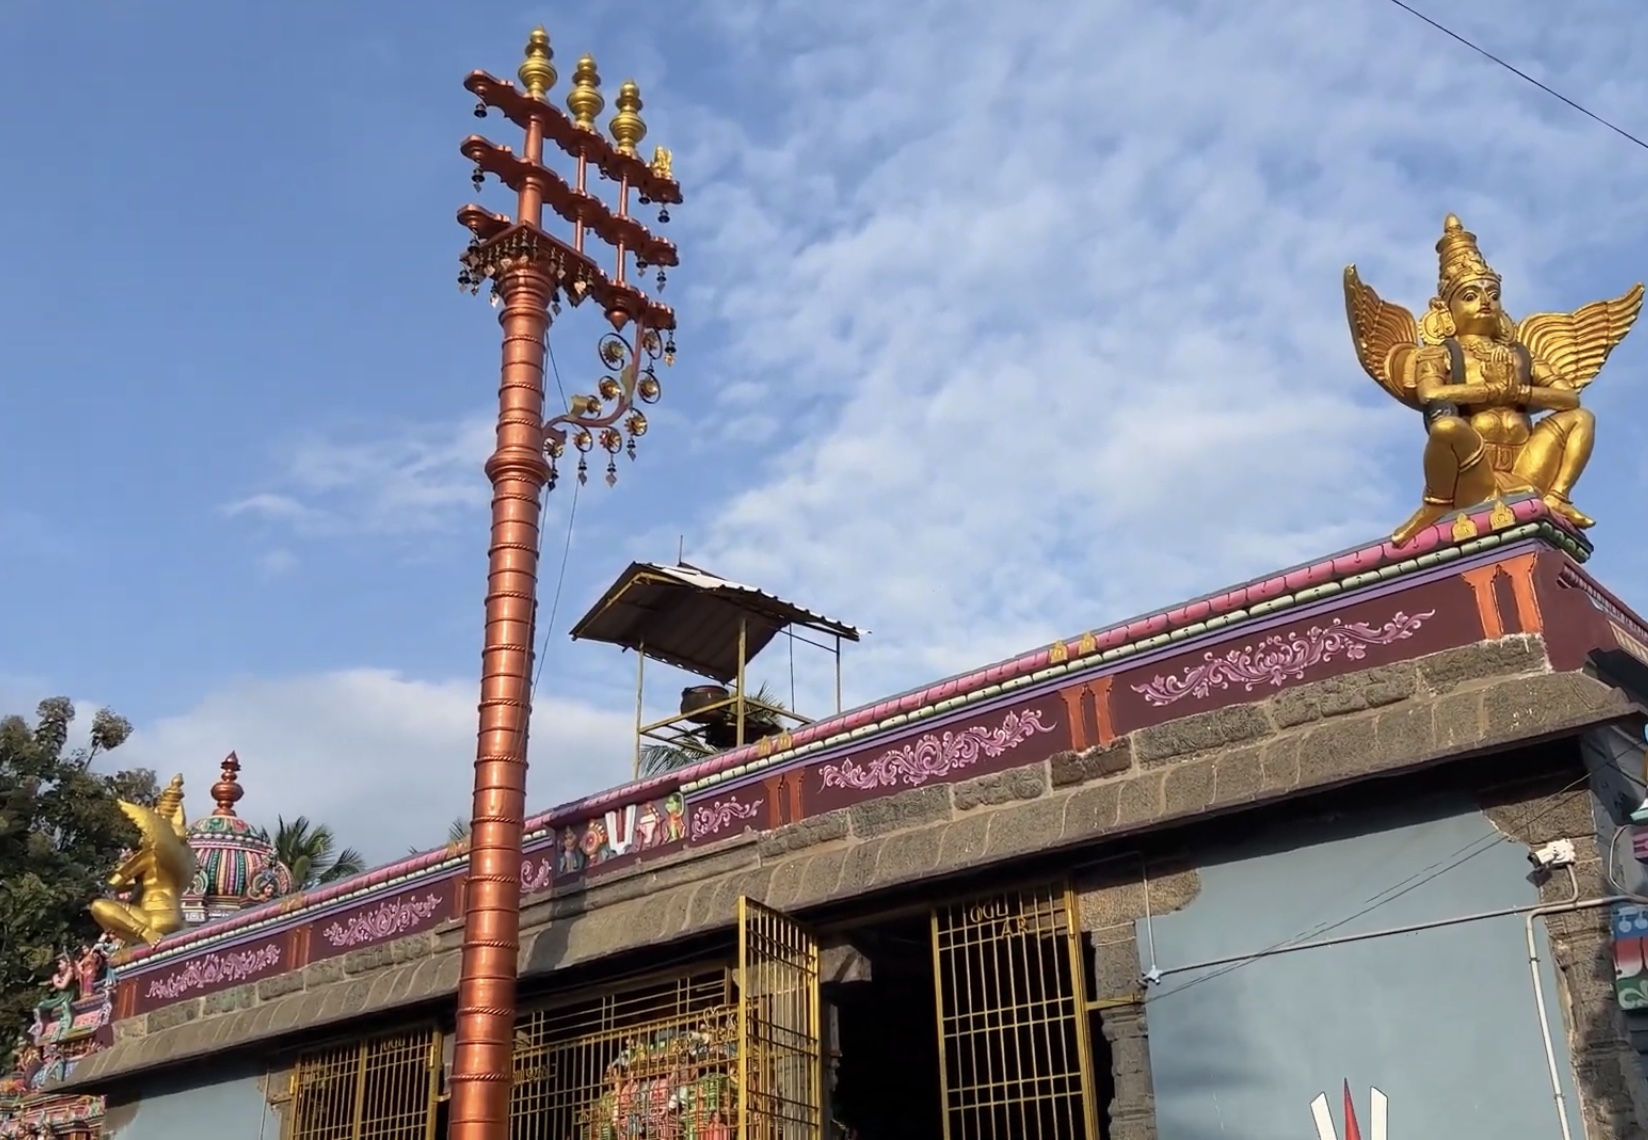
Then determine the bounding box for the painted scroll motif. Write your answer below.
[818,708,1056,792]
[1133,611,1435,707]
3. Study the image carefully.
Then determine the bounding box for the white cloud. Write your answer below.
[225,414,498,538]
[114,670,634,865]
[191,0,1648,865]
[255,547,300,579]
[654,0,1648,699]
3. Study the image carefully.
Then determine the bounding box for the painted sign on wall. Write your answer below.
[1311,1082,1388,1140]
[1612,902,1648,1010]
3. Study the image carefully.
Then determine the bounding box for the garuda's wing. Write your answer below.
[119,801,197,885]
[1517,282,1645,390]
[1343,265,1422,409]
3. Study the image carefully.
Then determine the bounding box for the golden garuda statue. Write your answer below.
[1345,214,1643,545]
[89,773,196,946]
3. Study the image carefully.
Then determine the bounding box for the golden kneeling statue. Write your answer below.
[1345,214,1643,546]
[89,773,196,947]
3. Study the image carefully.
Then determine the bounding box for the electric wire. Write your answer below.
[1144,757,1638,1005]
[530,338,579,706]
[1381,0,1648,154]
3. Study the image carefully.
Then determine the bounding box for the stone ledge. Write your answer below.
[56,653,1636,1090]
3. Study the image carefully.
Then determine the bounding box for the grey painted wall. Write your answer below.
[1582,725,1648,1084]
[106,1060,274,1140]
[1140,794,1582,1140]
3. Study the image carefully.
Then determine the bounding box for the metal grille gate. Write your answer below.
[931,883,1099,1140]
[284,1026,442,1140]
[738,897,824,1140]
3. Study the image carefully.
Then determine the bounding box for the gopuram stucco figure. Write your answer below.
[1345,214,1643,545]
[88,774,196,946]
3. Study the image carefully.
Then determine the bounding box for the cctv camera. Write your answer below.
[1528,839,1577,870]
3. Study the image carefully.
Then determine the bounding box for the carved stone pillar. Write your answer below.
[1092,938,1157,1140]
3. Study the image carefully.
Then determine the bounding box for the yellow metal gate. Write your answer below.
[284,1026,443,1140]
[737,896,824,1140]
[931,883,1099,1140]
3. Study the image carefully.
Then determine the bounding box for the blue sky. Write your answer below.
[3,1,1647,863]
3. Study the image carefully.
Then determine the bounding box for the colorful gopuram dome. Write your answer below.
[180,752,297,925]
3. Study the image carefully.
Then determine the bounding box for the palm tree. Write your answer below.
[258,816,367,888]
[638,682,791,778]
[408,817,471,856]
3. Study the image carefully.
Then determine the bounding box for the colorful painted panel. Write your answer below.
[521,794,688,891]
[308,881,458,961]
[1613,902,1648,1010]
[125,932,289,1014]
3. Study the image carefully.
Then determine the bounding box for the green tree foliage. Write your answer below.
[0,698,156,1065]
[256,816,366,889]
[406,817,470,856]
[638,682,790,778]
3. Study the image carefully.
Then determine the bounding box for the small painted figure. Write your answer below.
[74,942,107,1001]
[557,827,587,876]
[581,818,611,864]
[636,801,663,849]
[663,793,686,843]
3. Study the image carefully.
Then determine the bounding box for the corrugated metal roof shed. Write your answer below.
[568,561,863,684]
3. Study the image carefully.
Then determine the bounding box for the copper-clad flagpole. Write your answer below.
[449,27,681,1140]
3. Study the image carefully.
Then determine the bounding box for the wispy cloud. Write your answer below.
[153,0,1648,850]
[224,414,495,538]
[255,547,299,579]
[653,0,1648,698]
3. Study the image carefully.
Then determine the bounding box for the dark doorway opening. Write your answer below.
[829,915,944,1140]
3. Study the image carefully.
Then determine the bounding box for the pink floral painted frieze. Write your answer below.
[140,943,283,1003]
[819,708,1056,792]
[521,851,555,894]
[1132,610,1436,707]
[318,892,446,950]
[690,794,765,841]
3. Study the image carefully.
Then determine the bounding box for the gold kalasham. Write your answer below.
[518,26,556,99]
[1345,215,1644,546]
[88,774,196,946]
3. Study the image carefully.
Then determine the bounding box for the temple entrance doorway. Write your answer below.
[831,882,1106,1140]
[829,913,945,1140]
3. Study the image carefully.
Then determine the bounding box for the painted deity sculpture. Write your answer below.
[1344,214,1643,545]
[88,774,196,946]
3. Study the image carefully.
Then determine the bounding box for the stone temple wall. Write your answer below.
[66,633,1636,1093]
